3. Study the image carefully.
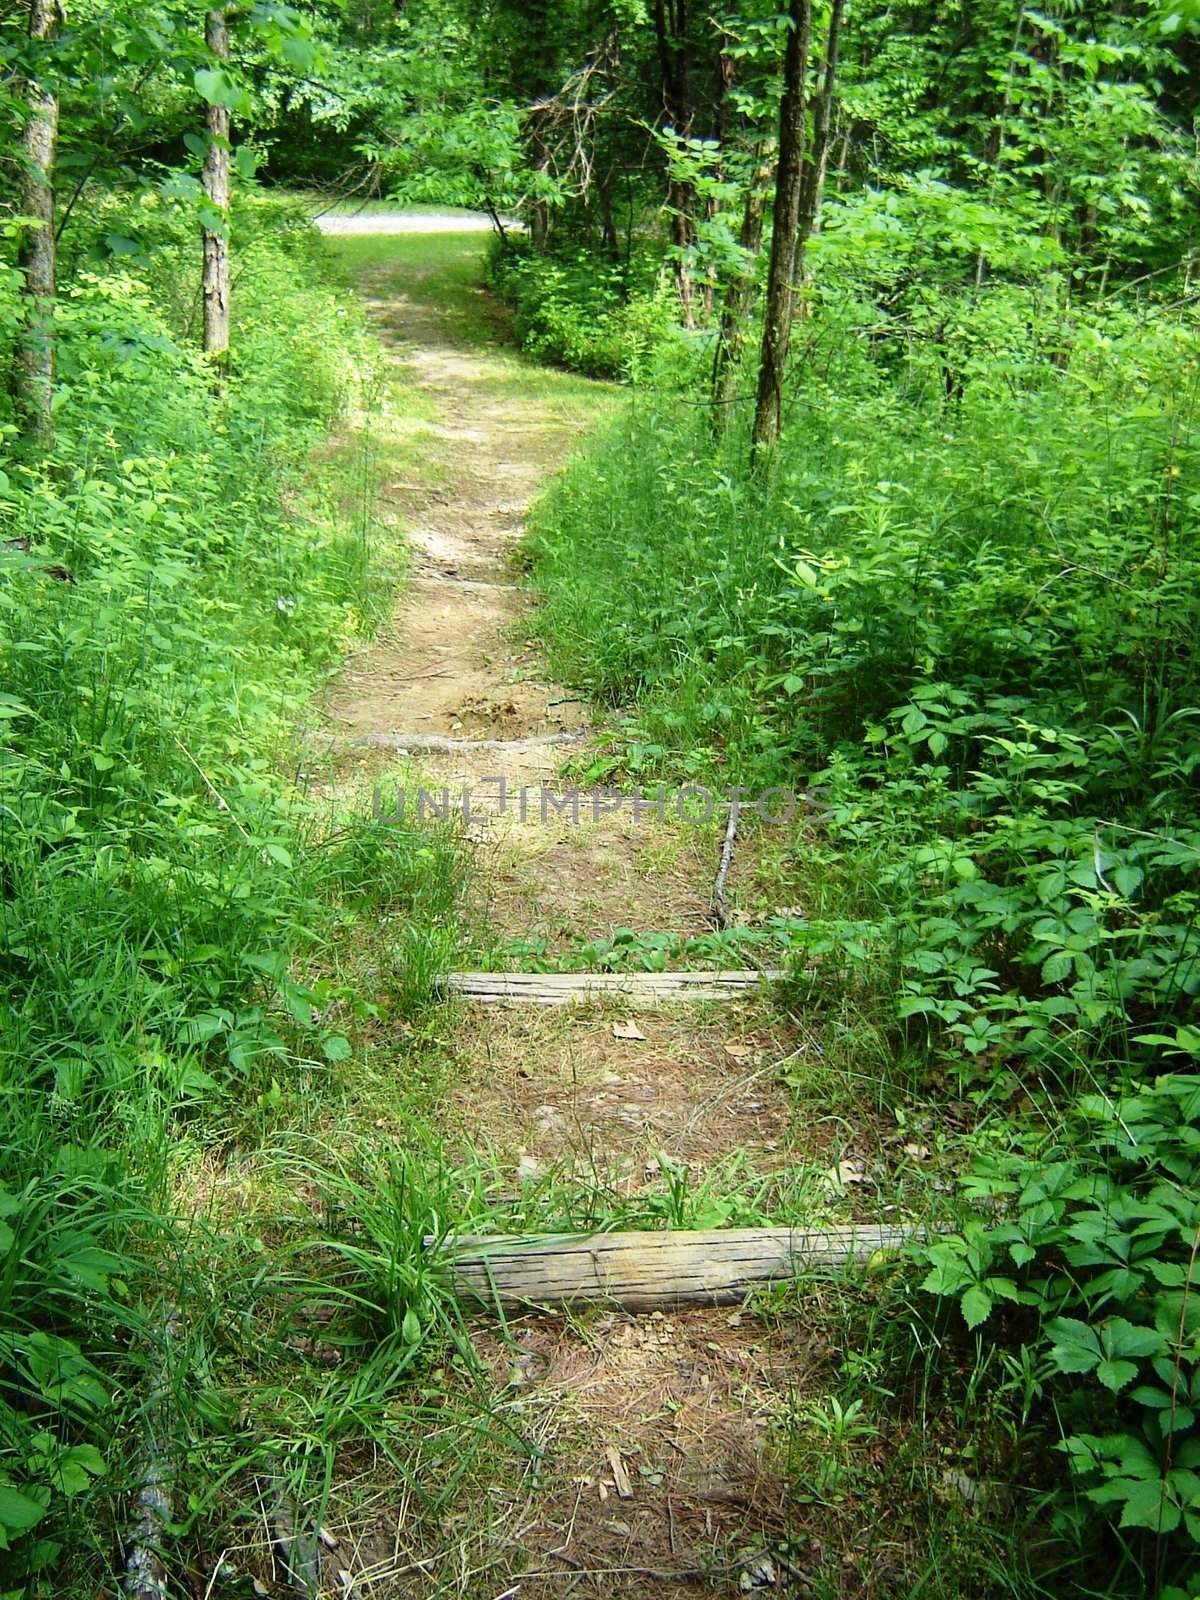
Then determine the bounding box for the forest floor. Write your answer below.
[293,230,925,1599]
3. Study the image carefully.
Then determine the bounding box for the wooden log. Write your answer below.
[441,970,785,1006]
[432,1225,909,1311]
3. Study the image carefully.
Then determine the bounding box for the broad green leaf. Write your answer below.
[961,1284,992,1328]
[0,1485,48,1541]
[1096,1358,1138,1393]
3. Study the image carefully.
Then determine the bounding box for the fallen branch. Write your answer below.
[123,1306,181,1600]
[710,795,740,930]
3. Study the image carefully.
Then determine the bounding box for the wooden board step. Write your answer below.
[432,1225,910,1311]
[441,969,786,1005]
[318,730,586,755]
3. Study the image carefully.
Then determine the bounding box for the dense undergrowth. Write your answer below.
[484,235,679,380]
[0,194,463,1587]
[526,280,1200,1592]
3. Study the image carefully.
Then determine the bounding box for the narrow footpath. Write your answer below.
[312,228,862,1599]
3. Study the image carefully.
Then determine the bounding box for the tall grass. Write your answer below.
[0,190,464,1585]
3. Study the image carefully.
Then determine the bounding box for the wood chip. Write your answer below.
[612,1019,646,1041]
[606,1446,634,1499]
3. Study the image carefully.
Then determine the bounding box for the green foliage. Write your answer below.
[0,191,462,1583]
[526,206,1199,1589]
[493,916,804,973]
[917,1074,1200,1585]
[484,237,679,380]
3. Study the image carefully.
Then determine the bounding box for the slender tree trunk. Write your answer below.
[751,0,812,461]
[700,49,736,324]
[527,107,552,252]
[202,7,232,371]
[13,0,61,449]
[596,166,620,261]
[711,141,774,428]
[653,0,696,326]
[793,0,845,302]
[668,184,696,326]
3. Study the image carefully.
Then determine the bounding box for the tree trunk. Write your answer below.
[699,49,736,324]
[711,141,773,428]
[793,0,845,301]
[750,0,812,462]
[13,0,61,449]
[526,107,552,252]
[596,166,620,261]
[653,0,697,326]
[202,7,232,371]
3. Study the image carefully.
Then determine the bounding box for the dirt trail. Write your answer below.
[318,235,817,1598]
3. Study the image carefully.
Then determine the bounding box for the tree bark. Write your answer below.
[13,0,62,449]
[793,0,845,301]
[652,0,697,326]
[526,105,552,252]
[711,141,774,428]
[596,165,620,261]
[202,7,232,371]
[750,0,812,462]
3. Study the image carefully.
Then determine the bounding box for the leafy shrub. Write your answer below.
[484,236,677,380]
[527,290,1199,1091]
[917,1069,1200,1589]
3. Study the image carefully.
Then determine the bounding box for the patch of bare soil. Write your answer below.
[468,1308,808,1599]
[443,1002,798,1200]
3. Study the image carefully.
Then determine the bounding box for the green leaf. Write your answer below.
[321,1035,351,1063]
[279,34,315,71]
[1096,1358,1139,1393]
[1102,1317,1167,1361]
[1091,1474,1180,1533]
[1041,951,1072,984]
[0,695,32,721]
[52,1445,106,1496]
[961,1284,993,1328]
[193,67,245,110]
[1047,1317,1101,1374]
[400,1308,421,1345]
[0,1485,48,1542]
[58,1247,121,1292]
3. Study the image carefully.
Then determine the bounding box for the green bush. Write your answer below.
[484,236,678,380]
[918,1069,1200,1589]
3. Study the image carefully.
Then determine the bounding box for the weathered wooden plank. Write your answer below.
[432,1225,909,1311]
[313,729,587,755]
[442,970,786,1005]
